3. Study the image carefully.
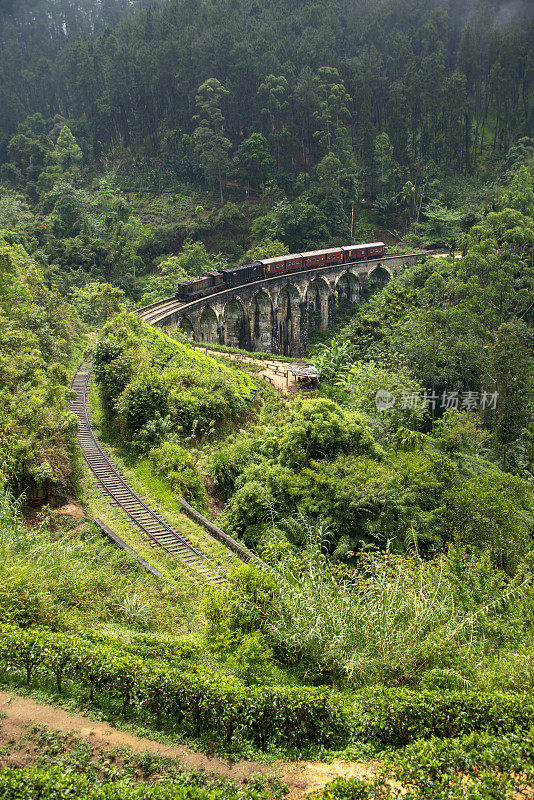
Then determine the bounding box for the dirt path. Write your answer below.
[0,691,269,782]
[0,691,378,798]
[201,348,300,394]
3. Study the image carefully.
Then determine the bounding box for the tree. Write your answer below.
[489,321,533,468]
[242,239,289,263]
[49,126,82,171]
[193,79,232,204]
[373,132,396,193]
[193,126,232,206]
[315,152,343,195]
[278,398,379,470]
[257,75,289,169]
[236,133,274,189]
[314,67,351,160]
[90,283,125,321]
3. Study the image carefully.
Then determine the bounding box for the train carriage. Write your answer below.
[366,242,386,257]
[260,253,303,275]
[175,241,387,301]
[222,261,263,288]
[342,242,385,262]
[300,247,344,269]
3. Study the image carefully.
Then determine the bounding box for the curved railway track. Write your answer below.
[70,360,228,585]
[136,252,424,328]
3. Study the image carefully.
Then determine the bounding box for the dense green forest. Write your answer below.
[0,0,533,299]
[1,0,534,798]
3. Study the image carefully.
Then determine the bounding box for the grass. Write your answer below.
[85,381,241,574]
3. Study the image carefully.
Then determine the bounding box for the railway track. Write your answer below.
[70,360,227,586]
[136,252,424,328]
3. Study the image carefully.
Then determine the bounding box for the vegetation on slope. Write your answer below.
[0,236,83,500]
[0,1,533,796]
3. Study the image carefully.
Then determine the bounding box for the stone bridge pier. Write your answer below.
[157,253,422,357]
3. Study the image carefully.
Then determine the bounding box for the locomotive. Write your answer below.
[175,242,386,302]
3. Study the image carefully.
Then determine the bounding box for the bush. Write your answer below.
[0,622,533,752]
[94,314,258,438]
[278,398,380,470]
[149,441,207,508]
[116,373,169,434]
[0,767,280,800]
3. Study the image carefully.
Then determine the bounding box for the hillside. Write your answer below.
[0,0,534,799]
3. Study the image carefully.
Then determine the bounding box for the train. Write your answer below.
[175,241,386,302]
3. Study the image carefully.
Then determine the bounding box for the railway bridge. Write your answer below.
[140,252,423,356]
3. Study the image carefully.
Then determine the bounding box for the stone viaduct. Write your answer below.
[149,253,423,357]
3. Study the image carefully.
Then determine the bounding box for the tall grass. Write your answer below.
[0,490,189,632]
[259,523,531,688]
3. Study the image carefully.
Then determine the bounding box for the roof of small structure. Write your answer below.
[288,364,320,378]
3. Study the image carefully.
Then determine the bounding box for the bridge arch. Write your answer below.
[368,264,392,286]
[250,290,273,352]
[224,298,248,348]
[306,276,330,329]
[179,317,195,340]
[277,284,303,356]
[198,306,219,344]
[335,271,360,305]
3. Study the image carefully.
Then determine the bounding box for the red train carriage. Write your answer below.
[342,242,386,261]
[366,242,386,257]
[261,253,303,275]
[300,247,343,268]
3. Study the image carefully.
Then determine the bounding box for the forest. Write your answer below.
[0,0,534,798]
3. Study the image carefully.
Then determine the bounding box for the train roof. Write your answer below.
[301,247,343,257]
[260,254,303,265]
[177,275,211,286]
[222,261,262,274]
[342,242,385,250]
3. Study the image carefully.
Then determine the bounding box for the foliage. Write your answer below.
[440,471,533,572]
[2,615,534,752]
[434,409,489,455]
[335,360,427,441]
[309,338,357,382]
[0,767,283,800]
[93,313,258,440]
[321,728,534,798]
[0,492,191,632]
[149,442,208,509]
[278,398,380,471]
[0,237,83,494]
[205,535,534,689]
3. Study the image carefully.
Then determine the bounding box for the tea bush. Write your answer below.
[0,767,281,800]
[1,622,533,752]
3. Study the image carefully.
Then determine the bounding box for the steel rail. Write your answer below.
[70,360,228,585]
[137,252,423,326]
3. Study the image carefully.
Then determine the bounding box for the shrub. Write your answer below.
[0,767,280,800]
[116,373,169,434]
[441,471,533,572]
[278,398,380,470]
[223,480,275,544]
[149,441,207,508]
